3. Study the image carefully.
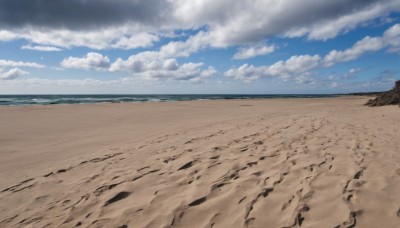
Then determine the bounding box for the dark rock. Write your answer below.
[365,80,400,107]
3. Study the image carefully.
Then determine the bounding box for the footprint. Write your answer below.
[188,196,207,207]
[57,168,71,173]
[137,166,150,172]
[43,172,54,177]
[210,155,220,160]
[104,192,131,206]
[213,146,224,151]
[178,161,194,171]
[353,169,364,179]
[238,196,247,204]
[211,182,229,191]
[247,161,258,167]
[1,178,35,192]
[337,210,362,228]
[94,182,123,196]
[259,188,274,198]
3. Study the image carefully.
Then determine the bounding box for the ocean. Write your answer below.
[0,94,338,106]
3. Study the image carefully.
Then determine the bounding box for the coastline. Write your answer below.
[1,96,399,227]
[0,94,340,106]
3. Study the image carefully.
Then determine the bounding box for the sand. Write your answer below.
[0,96,399,228]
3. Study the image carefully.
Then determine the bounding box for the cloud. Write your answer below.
[61,52,216,82]
[174,0,400,46]
[328,68,361,81]
[61,52,110,71]
[0,68,29,80]
[233,44,275,60]
[346,68,362,78]
[224,23,400,83]
[285,1,400,40]
[225,55,321,82]
[0,76,218,94]
[110,56,179,73]
[0,0,164,50]
[140,62,204,81]
[224,64,268,82]
[0,0,399,50]
[384,23,400,52]
[0,0,170,30]
[158,31,211,58]
[29,78,122,87]
[323,23,400,66]
[0,59,45,68]
[294,73,318,85]
[111,56,216,82]
[0,59,43,80]
[0,30,17,41]
[323,36,384,66]
[21,45,62,51]
[0,28,160,50]
[163,1,400,57]
[111,32,160,50]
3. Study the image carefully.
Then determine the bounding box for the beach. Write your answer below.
[0,96,399,227]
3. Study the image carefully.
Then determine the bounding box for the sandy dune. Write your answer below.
[0,97,399,228]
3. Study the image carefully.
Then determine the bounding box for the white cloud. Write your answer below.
[224,23,400,83]
[328,68,361,81]
[225,55,321,82]
[0,77,128,88]
[140,62,204,80]
[285,1,400,40]
[200,66,217,78]
[323,36,384,66]
[0,30,17,41]
[21,45,62,51]
[1,0,399,51]
[111,32,160,50]
[224,64,268,82]
[294,74,318,85]
[110,56,179,73]
[0,27,160,50]
[0,68,29,80]
[0,76,218,94]
[233,44,275,60]
[384,23,400,52]
[61,52,110,71]
[270,55,321,77]
[0,59,45,68]
[173,0,400,46]
[323,23,400,66]
[61,52,216,82]
[158,31,211,58]
[111,56,214,82]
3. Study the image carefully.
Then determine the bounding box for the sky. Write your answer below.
[0,0,400,94]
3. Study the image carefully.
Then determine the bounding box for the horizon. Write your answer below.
[0,91,385,96]
[1,0,400,94]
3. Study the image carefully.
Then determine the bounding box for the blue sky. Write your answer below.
[0,0,399,94]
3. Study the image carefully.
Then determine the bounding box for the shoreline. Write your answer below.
[0,94,344,107]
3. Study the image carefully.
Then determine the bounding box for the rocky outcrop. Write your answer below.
[365,80,400,106]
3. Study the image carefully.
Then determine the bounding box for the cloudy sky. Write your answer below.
[0,0,400,94]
